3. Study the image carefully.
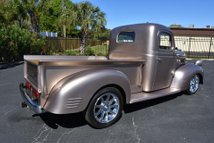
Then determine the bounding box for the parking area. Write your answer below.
[0,60,214,143]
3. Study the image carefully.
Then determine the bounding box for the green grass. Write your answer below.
[61,45,109,56]
[86,45,109,56]
[63,49,80,56]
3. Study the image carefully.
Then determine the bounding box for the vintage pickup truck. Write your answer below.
[20,23,203,128]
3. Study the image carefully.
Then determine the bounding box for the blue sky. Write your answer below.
[72,0,214,29]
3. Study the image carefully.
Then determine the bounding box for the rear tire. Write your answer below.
[85,87,124,129]
[185,74,200,95]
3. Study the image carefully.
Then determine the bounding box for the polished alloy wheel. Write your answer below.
[85,87,123,128]
[189,75,200,94]
[93,93,119,124]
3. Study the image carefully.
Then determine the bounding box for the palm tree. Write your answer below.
[74,2,106,54]
[38,0,75,37]
[0,0,6,22]
[8,0,29,28]
[2,0,40,32]
[59,0,75,37]
[0,0,19,25]
[22,0,40,33]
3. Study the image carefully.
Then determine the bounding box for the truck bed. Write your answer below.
[24,55,145,97]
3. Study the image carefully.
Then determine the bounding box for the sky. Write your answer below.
[72,0,214,29]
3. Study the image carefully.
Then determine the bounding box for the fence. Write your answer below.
[45,37,214,59]
[45,38,108,55]
[174,36,214,59]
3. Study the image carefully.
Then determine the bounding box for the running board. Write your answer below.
[129,88,181,104]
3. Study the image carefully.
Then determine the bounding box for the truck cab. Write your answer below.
[109,23,186,92]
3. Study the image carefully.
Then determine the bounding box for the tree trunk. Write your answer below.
[80,34,87,55]
[63,24,66,37]
[29,10,40,33]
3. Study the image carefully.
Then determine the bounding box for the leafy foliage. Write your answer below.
[74,2,106,54]
[63,49,80,56]
[38,0,75,37]
[0,0,108,60]
[0,24,45,63]
[86,45,108,56]
[2,0,40,32]
[62,45,108,56]
[0,0,108,38]
[170,24,183,28]
[92,28,110,41]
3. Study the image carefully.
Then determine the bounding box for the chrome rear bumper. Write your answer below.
[19,83,44,114]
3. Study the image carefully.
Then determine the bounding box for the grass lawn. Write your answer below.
[62,45,109,56]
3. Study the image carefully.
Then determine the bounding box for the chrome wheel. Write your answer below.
[93,93,119,123]
[189,75,200,94]
[85,87,123,128]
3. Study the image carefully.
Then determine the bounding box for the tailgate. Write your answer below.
[25,62,38,88]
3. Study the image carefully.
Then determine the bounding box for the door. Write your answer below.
[153,32,176,90]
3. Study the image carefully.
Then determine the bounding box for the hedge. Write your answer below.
[0,24,45,63]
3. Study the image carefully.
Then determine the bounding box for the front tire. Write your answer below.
[85,87,124,128]
[185,74,200,95]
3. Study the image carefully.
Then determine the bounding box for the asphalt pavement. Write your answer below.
[0,60,214,143]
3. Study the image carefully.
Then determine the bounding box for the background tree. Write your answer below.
[0,0,108,60]
[1,0,40,32]
[59,0,75,37]
[38,0,75,37]
[74,1,106,54]
[22,0,40,33]
[92,27,110,41]
[0,24,45,63]
[6,0,29,28]
[170,24,183,28]
[38,0,61,33]
[0,0,45,63]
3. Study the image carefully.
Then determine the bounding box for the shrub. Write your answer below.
[84,47,95,56]
[86,45,108,56]
[63,49,80,56]
[0,24,45,63]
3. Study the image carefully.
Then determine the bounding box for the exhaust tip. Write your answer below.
[21,102,28,108]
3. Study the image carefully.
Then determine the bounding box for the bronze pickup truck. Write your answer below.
[20,23,203,128]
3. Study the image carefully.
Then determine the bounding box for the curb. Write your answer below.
[0,61,24,69]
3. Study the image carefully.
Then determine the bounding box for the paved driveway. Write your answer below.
[0,61,214,143]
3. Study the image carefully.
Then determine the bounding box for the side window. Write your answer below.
[117,32,135,43]
[159,33,172,50]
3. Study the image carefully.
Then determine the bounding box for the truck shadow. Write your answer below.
[40,112,87,129]
[40,92,183,129]
[124,92,183,113]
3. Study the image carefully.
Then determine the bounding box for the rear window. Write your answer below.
[159,33,172,50]
[117,32,135,43]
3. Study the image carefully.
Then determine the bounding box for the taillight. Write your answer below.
[32,89,40,98]
[25,80,40,98]
[26,81,31,89]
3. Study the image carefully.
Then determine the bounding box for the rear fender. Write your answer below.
[171,63,203,90]
[44,69,131,114]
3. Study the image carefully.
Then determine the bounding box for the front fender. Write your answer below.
[44,69,131,114]
[171,63,203,90]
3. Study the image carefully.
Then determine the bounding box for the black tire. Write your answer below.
[185,74,200,95]
[85,87,124,129]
